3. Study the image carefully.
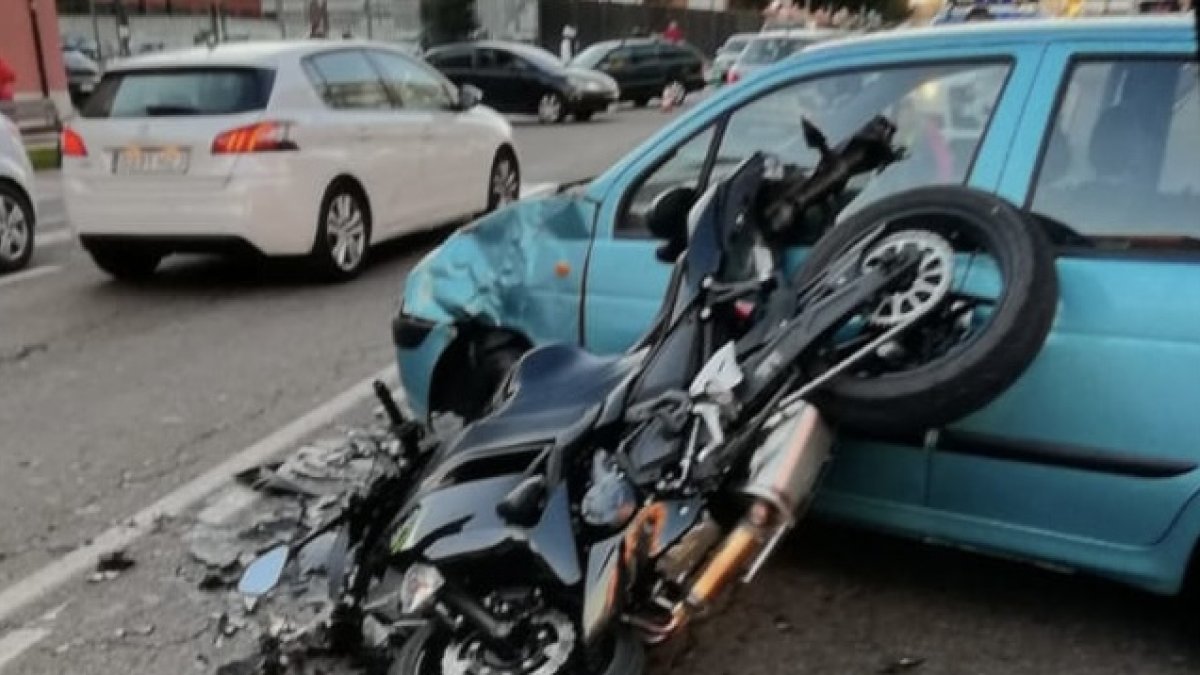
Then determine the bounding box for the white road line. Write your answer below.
[0,628,50,672]
[36,229,72,247]
[0,265,62,289]
[0,363,399,627]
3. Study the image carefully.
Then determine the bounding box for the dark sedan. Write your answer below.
[425,41,619,123]
[569,37,707,106]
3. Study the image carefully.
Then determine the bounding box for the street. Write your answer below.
[2,105,1200,675]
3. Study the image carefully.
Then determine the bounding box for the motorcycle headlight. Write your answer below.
[399,563,445,615]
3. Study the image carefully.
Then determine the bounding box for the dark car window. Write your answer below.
[428,49,473,69]
[570,43,613,69]
[1031,58,1200,243]
[305,50,391,110]
[629,44,661,64]
[82,67,274,118]
[367,49,455,110]
[479,48,519,70]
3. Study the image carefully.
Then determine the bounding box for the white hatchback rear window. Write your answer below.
[82,68,275,118]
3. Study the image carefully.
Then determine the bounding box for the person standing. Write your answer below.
[560,25,577,62]
[0,55,15,102]
[663,20,683,44]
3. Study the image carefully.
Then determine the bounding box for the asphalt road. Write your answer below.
[4,102,1200,675]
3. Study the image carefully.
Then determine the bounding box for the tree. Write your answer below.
[420,0,477,46]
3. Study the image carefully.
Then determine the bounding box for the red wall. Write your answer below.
[0,0,68,97]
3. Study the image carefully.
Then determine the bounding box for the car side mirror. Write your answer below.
[646,186,696,263]
[458,84,483,110]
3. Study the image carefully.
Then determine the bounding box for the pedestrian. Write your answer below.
[663,20,684,44]
[560,24,577,62]
[0,55,15,103]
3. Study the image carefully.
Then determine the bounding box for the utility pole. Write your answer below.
[26,0,50,98]
[365,0,374,38]
[277,0,286,38]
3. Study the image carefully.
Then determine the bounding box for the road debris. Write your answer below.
[96,549,136,573]
[880,655,926,674]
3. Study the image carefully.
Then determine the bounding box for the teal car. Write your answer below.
[394,18,1200,594]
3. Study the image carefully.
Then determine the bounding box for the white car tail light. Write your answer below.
[211,121,297,154]
[61,126,88,157]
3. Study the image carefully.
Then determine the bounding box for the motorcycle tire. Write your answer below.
[391,623,645,675]
[792,186,1058,434]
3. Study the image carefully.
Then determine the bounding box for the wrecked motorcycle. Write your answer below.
[240,115,1056,674]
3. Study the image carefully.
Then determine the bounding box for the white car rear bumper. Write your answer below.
[65,172,318,256]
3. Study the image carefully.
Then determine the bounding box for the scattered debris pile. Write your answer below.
[183,423,403,674]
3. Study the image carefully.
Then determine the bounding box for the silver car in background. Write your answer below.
[725,29,844,84]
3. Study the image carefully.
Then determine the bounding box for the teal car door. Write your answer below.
[925,41,1200,566]
[584,48,1029,507]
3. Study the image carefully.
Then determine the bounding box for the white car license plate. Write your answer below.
[113,146,190,175]
[80,81,95,93]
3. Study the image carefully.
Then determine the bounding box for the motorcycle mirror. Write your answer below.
[645,186,695,261]
[238,545,289,597]
[458,84,483,110]
[801,117,831,156]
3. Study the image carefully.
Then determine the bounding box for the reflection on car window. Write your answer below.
[738,38,814,65]
[307,50,391,110]
[429,49,472,69]
[715,61,1010,216]
[619,127,716,236]
[367,50,454,110]
[1031,59,1200,242]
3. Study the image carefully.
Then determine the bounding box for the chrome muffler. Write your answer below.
[669,403,832,629]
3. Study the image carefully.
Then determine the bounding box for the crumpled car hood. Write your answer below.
[403,195,597,338]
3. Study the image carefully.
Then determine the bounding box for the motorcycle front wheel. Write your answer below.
[793,186,1058,434]
[392,619,644,675]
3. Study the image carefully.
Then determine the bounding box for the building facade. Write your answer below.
[0,0,69,109]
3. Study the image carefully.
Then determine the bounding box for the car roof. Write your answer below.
[753,28,846,40]
[104,40,409,72]
[805,15,1193,56]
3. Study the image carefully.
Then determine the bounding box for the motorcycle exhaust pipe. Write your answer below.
[669,403,832,630]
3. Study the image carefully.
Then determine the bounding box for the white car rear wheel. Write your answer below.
[312,184,370,282]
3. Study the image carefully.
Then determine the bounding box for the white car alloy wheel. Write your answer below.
[537,93,565,124]
[315,189,369,280]
[0,190,33,273]
[490,155,520,209]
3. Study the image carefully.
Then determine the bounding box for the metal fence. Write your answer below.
[466,0,762,56]
[535,0,761,55]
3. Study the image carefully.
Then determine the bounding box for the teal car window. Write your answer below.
[618,127,718,236]
[714,61,1010,215]
[1031,59,1200,242]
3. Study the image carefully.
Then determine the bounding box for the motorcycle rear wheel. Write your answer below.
[392,622,644,675]
[793,186,1058,434]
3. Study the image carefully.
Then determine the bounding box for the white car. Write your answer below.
[0,114,37,274]
[62,41,519,281]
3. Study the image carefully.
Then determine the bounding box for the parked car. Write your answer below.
[569,37,706,107]
[62,49,101,108]
[61,41,519,281]
[725,29,844,84]
[425,40,619,123]
[708,31,756,85]
[0,113,36,274]
[394,18,1200,596]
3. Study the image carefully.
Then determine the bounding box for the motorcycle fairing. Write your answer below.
[393,474,583,587]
